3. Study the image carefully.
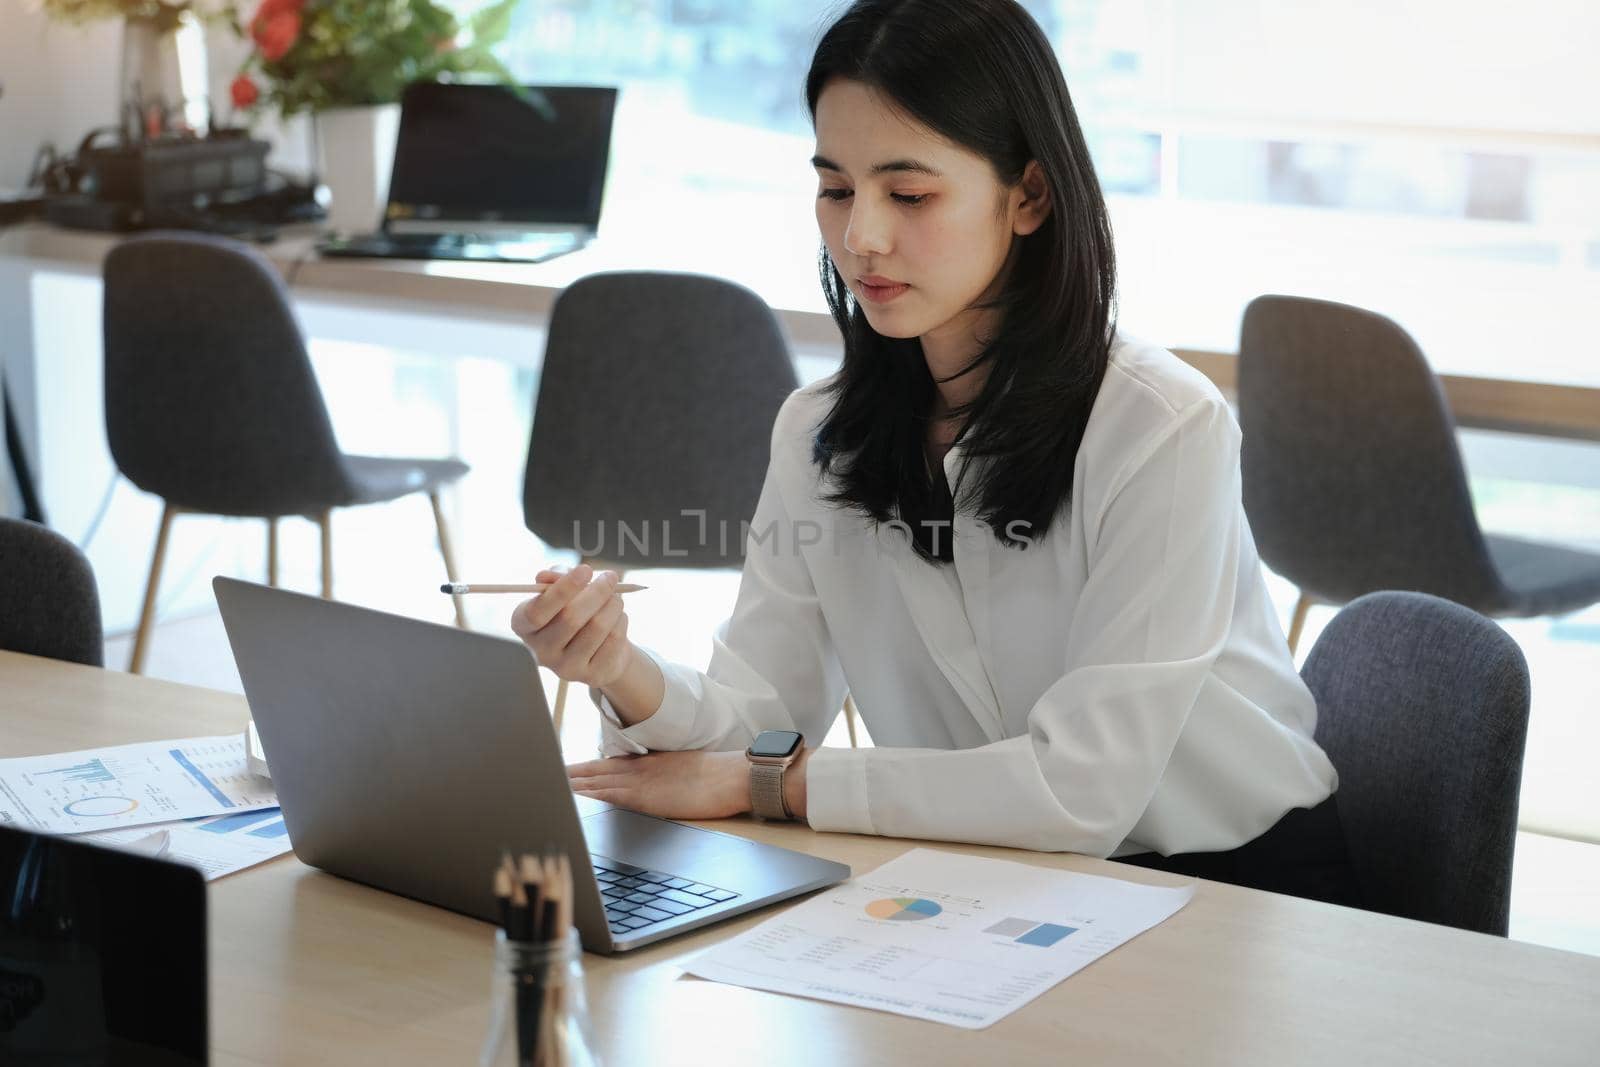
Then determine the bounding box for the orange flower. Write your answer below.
[230,74,260,109]
[251,0,304,62]
[251,0,306,24]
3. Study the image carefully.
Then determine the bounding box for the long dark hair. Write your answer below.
[806,0,1117,563]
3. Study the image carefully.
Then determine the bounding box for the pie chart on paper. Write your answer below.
[865,897,942,921]
[63,796,139,817]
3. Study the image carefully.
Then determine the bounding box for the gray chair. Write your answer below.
[1304,591,1530,935]
[0,517,104,667]
[103,232,470,673]
[1239,294,1600,651]
[520,271,863,737]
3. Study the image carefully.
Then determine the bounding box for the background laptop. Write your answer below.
[0,824,207,1064]
[212,578,848,954]
[318,82,618,264]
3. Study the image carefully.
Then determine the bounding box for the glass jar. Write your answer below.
[479,928,599,1067]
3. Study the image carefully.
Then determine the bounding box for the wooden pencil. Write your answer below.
[494,865,514,935]
[441,581,647,595]
[508,877,530,942]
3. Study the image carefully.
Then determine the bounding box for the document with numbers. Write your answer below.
[79,807,294,880]
[0,735,277,835]
[685,847,1194,1029]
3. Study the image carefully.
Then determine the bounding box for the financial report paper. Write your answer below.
[686,847,1195,1029]
[79,807,294,879]
[0,735,277,835]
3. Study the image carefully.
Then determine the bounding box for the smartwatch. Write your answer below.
[746,729,804,820]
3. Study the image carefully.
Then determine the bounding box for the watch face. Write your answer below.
[749,730,802,758]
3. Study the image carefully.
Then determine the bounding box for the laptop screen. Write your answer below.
[385,82,619,229]
[0,824,208,1063]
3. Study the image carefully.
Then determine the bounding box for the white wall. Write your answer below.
[0,2,121,190]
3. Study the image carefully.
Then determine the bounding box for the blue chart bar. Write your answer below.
[199,809,281,835]
[1016,923,1076,948]
[247,819,289,839]
[40,759,116,785]
[168,749,234,808]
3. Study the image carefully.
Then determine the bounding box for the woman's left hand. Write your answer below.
[567,751,751,821]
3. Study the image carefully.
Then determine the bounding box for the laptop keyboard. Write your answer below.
[322,231,580,264]
[592,857,739,937]
[433,232,577,252]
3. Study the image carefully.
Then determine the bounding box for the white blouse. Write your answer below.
[597,335,1336,858]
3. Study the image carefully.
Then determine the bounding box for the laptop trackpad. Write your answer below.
[580,809,758,889]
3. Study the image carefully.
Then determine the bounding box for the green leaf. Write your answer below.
[467,0,520,48]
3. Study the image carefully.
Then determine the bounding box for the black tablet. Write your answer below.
[0,823,207,1064]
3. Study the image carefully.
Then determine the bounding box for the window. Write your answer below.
[460,0,1599,382]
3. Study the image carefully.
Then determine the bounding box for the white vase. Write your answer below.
[120,11,210,137]
[313,103,402,234]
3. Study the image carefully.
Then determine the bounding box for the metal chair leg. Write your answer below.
[428,491,468,628]
[1287,591,1313,654]
[129,502,176,674]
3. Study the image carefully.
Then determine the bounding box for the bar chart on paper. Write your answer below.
[0,735,278,834]
[983,917,1078,947]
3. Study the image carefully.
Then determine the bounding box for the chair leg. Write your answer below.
[843,693,861,748]
[1287,591,1313,654]
[318,510,334,599]
[266,518,279,588]
[551,556,612,737]
[129,502,177,674]
[428,490,468,629]
[553,677,571,737]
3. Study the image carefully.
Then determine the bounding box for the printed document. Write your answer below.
[685,847,1194,1029]
[79,806,294,880]
[0,735,277,835]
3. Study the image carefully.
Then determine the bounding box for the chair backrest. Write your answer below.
[102,232,353,517]
[523,271,800,568]
[1238,295,1510,611]
[0,517,104,667]
[1303,591,1529,935]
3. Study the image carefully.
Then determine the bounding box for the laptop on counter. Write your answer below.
[318,82,618,265]
[213,577,848,954]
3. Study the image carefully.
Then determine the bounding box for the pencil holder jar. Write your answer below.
[479,928,599,1067]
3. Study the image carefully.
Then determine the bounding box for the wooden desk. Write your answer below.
[4,649,1599,1066]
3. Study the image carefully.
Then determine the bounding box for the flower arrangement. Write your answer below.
[229,0,522,116]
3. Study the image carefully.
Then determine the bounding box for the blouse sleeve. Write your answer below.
[593,396,848,756]
[803,397,1253,855]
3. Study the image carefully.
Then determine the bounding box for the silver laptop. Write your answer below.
[213,577,848,954]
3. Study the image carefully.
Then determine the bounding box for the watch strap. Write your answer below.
[749,761,791,820]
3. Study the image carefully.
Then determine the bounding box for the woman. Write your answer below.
[513,0,1357,906]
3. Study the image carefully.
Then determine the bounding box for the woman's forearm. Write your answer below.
[597,644,667,726]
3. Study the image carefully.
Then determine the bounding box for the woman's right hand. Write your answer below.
[510,564,632,688]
